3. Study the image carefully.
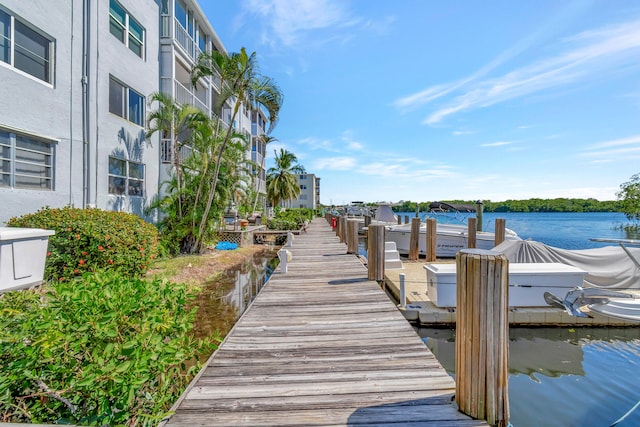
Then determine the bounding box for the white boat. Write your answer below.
[386,221,521,258]
[384,202,520,258]
[424,262,587,307]
[497,237,640,321]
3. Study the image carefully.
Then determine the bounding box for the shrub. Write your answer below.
[7,207,159,281]
[267,208,312,231]
[0,271,215,425]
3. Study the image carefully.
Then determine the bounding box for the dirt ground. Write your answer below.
[148,245,270,286]
[147,245,276,345]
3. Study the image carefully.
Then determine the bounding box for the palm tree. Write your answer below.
[267,148,305,208]
[191,47,283,251]
[253,134,278,212]
[146,92,206,218]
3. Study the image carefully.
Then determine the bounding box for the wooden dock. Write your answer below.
[163,218,488,426]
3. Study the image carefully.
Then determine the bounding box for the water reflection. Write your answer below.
[221,249,279,315]
[191,249,278,342]
[416,327,640,426]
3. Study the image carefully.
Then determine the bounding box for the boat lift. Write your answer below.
[544,238,640,321]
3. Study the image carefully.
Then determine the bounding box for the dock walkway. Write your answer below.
[164,218,487,426]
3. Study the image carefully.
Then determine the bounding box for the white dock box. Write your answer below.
[0,227,55,292]
[423,262,586,307]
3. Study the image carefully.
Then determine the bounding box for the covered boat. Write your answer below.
[493,239,640,289]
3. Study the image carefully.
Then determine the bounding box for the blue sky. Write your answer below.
[199,1,640,205]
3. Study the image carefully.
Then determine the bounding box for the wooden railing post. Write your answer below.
[408,217,421,261]
[468,217,477,249]
[456,249,509,427]
[367,224,385,282]
[346,219,359,254]
[494,218,506,247]
[425,218,437,262]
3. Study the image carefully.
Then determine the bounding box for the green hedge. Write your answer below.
[0,271,214,425]
[8,207,159,281]
[267,208,313,230]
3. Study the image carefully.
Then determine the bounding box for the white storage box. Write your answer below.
[0,227,55,292]
[423,262,586,307]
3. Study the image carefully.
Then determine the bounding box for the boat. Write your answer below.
[385,202,521,257]
[496,237,640,321]
[424,262,587,307]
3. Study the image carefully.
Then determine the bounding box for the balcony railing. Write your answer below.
[174,80,208,114]
[161,139,194,164]
[174,20,202,61]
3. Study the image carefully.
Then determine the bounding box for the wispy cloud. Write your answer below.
[481,141,513,147]
[580,134,640,161]
[311,157,357,170]
[452,130,476,136]
[243,0,370,48]
[341,130,365,150]
[394,16,640,125]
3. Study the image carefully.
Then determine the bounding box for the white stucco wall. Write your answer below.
[0,0,84,224]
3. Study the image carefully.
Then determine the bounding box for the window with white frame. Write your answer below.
[0,129,54,190]
[0,7,54,84]
[109,76,145,126]
[109,0,144,58]
[108,156,144,196]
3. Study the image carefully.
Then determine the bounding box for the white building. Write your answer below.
[0,0,269,224]
[290,173,321,209]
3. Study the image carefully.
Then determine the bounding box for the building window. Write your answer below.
[197,25,206,52]
[108,156,144,196]
[109,0,144,58]
[109,76,145,126]
[0,129,54,190]
[300,184,307,190]
[299,174,307,180]
[0,8,53,84]
[175,0,187,30]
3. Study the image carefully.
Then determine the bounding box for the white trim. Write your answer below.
[0,124,60,143]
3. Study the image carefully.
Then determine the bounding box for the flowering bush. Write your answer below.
[7,207,159,281]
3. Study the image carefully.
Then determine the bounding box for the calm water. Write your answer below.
[393,212,640,426]
[396,211,635,250]
[417,327,640,427]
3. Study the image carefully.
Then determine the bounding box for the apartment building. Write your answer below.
[290,173,321,209]
[0,0,269,224]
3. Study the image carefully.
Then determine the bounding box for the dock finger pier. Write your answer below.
[163,218,489,426]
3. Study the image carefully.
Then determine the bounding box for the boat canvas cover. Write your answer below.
[374,204,398,223]
[494,239,640,289]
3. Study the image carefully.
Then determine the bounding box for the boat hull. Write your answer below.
[424,262,587,307]
[385,223,517,258]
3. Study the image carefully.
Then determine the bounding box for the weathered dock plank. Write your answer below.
[163,218,487,426]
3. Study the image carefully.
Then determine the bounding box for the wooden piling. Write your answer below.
[364,215,372,228]
[494,218,506,247]
[455,249,509,427]
[476,200,484,231]
[346,219,359,254]
[339,216,348,243]
[367,224,385,281]
[468,217,477,249]
[425,218,437,262]
[408,217,421,261]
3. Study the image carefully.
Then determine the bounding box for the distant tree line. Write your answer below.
[392,198,623,213]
